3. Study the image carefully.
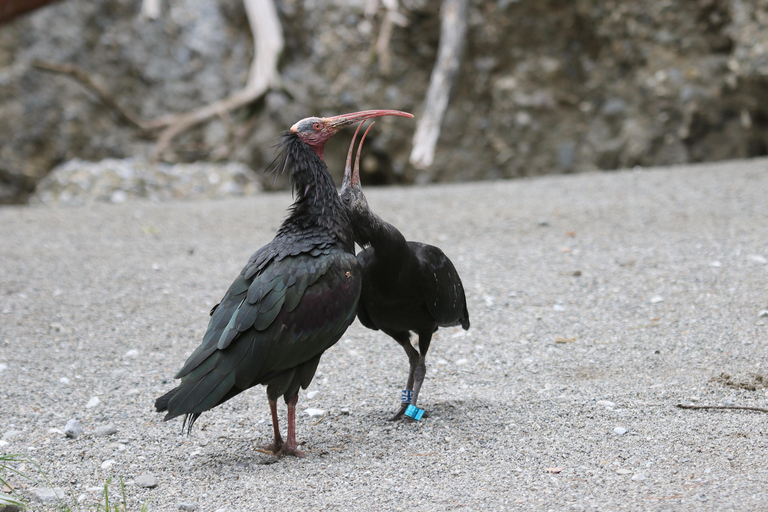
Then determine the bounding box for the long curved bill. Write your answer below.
[342,122,376,190]
[325,109,413,131]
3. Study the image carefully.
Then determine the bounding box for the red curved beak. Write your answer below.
[343,122,376,190]
[325,109,413,133]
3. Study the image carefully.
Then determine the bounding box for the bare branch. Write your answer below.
[148,0,284,159]
[140,0,161,20]
[32,60,149,130]
[409,0,468,171]
[676,403,768,414]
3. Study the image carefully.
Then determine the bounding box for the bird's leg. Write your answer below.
[260,398,283,454]
[387,330,420,421]
[410,354,427,409]
[276,393,306,458]
[402,332,432,421]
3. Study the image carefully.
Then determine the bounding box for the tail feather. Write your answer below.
[155,387,176,413]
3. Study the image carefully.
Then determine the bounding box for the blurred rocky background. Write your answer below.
[1,0,767,205]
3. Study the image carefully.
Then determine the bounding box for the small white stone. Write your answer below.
[748,254,767,264]
[553,303,565,312]
[616,468,632,475]
[0,363,7,373]
[48,428,63,435]
[2,430,22,441]
[60,377,70,384]
[596,400,616,408]
[95,423,118,437]
[304,408,325,418]
[135,472,158,488]
[124,349,140,359]
[613,427,628,435]
[101,459,115,470]
[759,310,768,318]
[33,487,66,503]
[455,358,468,366]
[650,296,664,304]
[632,472,646,481]
[0,440,9,448]
[709,261,722,267]
[340,407,350,415]
[86,396,101,408]
[110,190,127,204]
[64,419,83,438]
[306,390,320,399]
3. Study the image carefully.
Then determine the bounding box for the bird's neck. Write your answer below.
[278,136,354,251]
[355,209,409,260]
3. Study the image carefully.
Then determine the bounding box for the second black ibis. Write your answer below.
[340,123,470,421]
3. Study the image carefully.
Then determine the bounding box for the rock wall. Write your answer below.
[1,0,767,203]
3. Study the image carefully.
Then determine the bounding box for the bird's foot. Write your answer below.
[388,403,409,421]
[257,440,283,456]
[275,443,306,458]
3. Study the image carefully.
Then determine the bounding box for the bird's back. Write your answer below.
[356,241,469,333]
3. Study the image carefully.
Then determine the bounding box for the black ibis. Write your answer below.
[155,110,413,457]
[340,123,470,421]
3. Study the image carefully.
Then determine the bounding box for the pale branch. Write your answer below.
[409,0,468,170]
[148,0,284,160]
[367,0,409,75]
[32,60,149,130]
[676,403,768,414]
[139,0,161,20]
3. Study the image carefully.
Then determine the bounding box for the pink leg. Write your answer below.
[279,393,305,457]
[261,399,283,454]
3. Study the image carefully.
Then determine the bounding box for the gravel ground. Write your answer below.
[1,158,767,511]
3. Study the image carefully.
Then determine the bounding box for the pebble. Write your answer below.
[33,487,66,503]
[0,440,9,448]
[632,472,646,481]
[340,407,350,415]
[2,430,22,441]
[596,400,616,408]
[86,396,101,408]
[650,296,664,304]
[553,303,565,312]
[0,363,7,373]
[758,310,768,318]
[709,261,722,267]
[304,408,325,418]
[64,419,83,438]
[179,503,198,511]
[60,377,70,384]
[306,390,320,399]
[455,358,468,365]
[748,254,767,264]
[101,460,115,470]
[616,468,632,475]
[135,472,159,489]
[613,427,628,435]
[95,423,118,437]
[124,349,140,358]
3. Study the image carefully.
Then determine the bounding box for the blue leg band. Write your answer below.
[404,404,425,421]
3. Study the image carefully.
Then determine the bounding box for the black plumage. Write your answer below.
[156,110,412,456]
[340,123,470,420]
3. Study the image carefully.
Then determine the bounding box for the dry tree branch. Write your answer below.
[147,0,284,160]
[32,60,149,130]
[676,403,768,414]
[409,0,468,171]
[139,0,161,20]
[31,0,283,161]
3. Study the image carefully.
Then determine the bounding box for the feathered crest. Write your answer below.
[266,131,326,205]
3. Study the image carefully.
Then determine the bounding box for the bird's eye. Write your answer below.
[313,122,322,130]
